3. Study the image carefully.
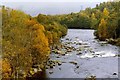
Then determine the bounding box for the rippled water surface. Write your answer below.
[45,29,120,78]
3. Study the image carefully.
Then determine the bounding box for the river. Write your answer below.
[45,29,120,78]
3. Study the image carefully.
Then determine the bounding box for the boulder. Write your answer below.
[49,71,53,74]
[76,66,79,68]
[69,61,77,65]
[66,38,69,40]
[113,72,117,75]
[50,65,53,68]
[57,61,62,66]
[76,52,82,55]
[67,49,72,52]
[56,56,60,58]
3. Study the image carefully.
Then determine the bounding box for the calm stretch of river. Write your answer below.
[45,29,120,78]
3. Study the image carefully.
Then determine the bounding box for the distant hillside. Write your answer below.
[36,1,120,41]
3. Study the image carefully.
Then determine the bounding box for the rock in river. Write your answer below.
[69,61,77,65]
[50,65,54,68]
[49,71,53,74]
[57,61,62,66]
[113,72,117,75]
[76,52,82,55]
[76,66,79,68]
[85,75,96,80]
[56,56,60,58]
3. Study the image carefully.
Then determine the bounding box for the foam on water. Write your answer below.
[80,51,116,58]
[80,53,94,58]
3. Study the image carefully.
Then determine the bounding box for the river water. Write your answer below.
[45,29,120,78]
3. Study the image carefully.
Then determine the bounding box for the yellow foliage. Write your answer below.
[2,59,11,78]
[29,68,35,75]
[33,24,45,31]
[2,6,67,78]
[46,31,53,45]
[91,13,96,19]
[2,7,50,78]
[31,23,50,65]
[98,18,108,40]
[25,19,38,27]
[52,32,59,43]
[103,8,109,19]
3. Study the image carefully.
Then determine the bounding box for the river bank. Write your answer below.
[107,38,120,46]
[43,29,120,79]
[28,29,120,79]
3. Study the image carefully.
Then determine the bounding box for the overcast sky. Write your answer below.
[1,0,110,16]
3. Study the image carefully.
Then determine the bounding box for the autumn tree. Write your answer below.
[2,8,33,78]
[2,6,51,78]
[1,59,12,78]
[91,13,98,29]
[98,18,108,40]
[45,31,53,45]
[103,8,109,19]
[31,23,50,67]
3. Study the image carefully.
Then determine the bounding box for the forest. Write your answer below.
[35,1,120,44]
[1,6,67,78]
[1,1,120,79]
